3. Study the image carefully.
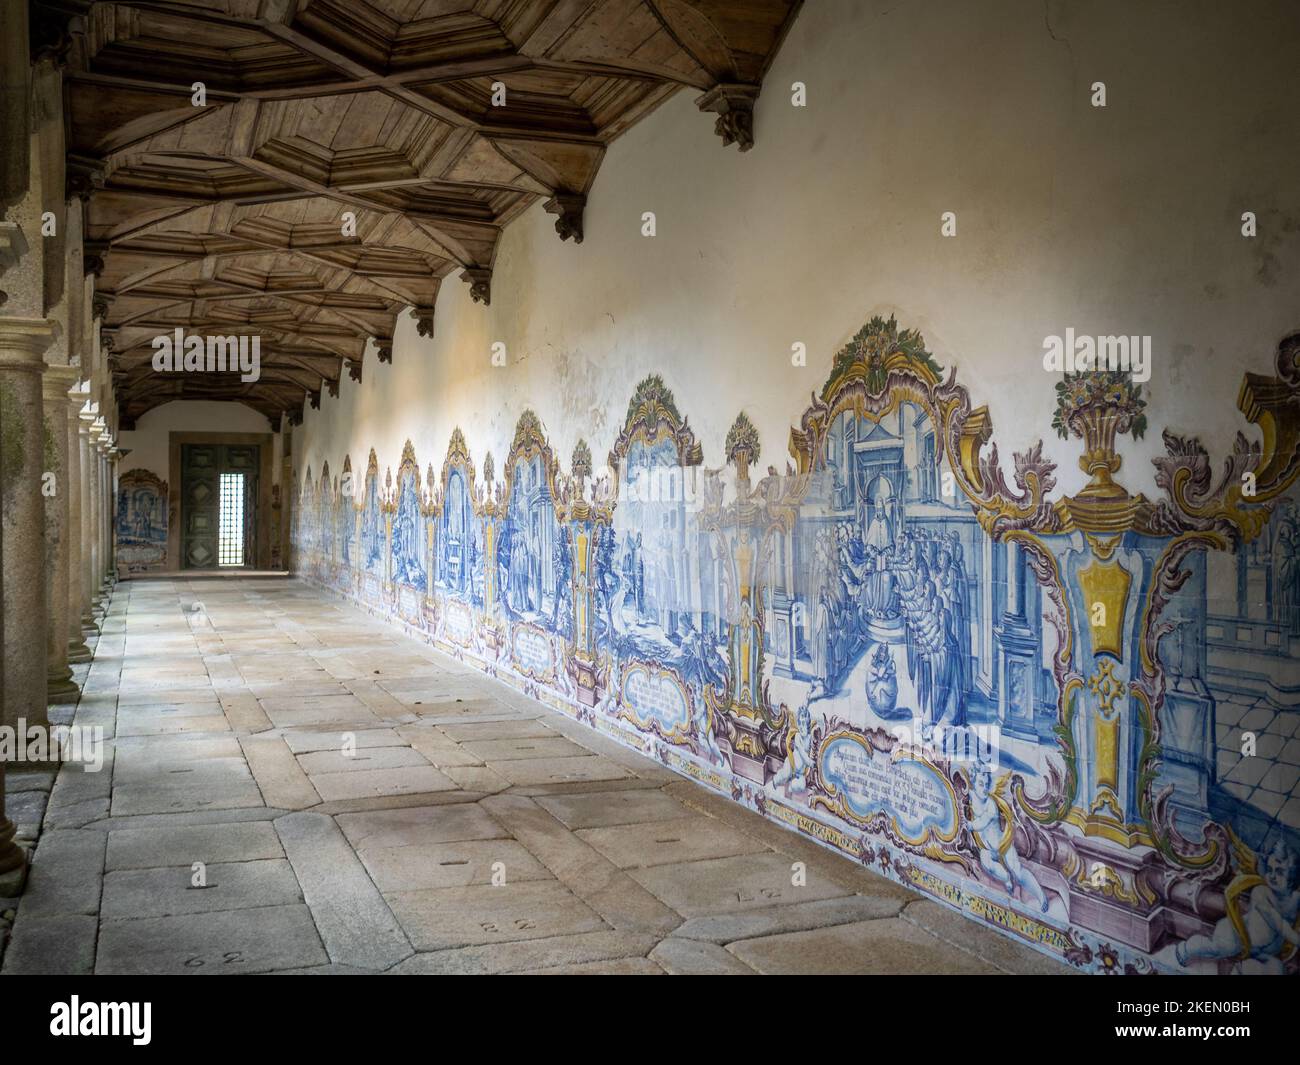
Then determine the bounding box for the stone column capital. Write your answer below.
[43,362,80,400]
[0,317,58,369]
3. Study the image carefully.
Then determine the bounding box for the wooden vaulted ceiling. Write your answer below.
[40,0,802,426]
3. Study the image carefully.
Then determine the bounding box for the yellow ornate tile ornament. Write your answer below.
[1076,557,1131,660]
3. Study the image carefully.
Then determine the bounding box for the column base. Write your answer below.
[0,826,28,897]
[68,638,92,663]
[47,673,81,703]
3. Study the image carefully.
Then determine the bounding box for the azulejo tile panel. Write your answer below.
[292,317,1300,975]
[116,468,168,572]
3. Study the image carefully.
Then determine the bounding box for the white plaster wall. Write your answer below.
[295,0,1300,502]
[119,400,271,482]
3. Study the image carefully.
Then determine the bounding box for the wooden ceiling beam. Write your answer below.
[57,0,801,420]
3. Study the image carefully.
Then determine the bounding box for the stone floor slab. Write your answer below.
[8,790,49,841]
[389,930,659,975]
[533,787,691,829]
[107,821,285,871]
[726,918,1005,975]
[438,719,559,741]
[628,852,850,918]
[519,957,665,974]
[671,894,912,943]
[275,812,412,970]
[282,728,406,754]
[19,830,106,918]
[1,914,98,974]
[649,936,755,974]
[110,778,264,817]
[483,794,681,937]
[442,766,511,793]
[336,804,508,851]
[900,899,1077,975]
[385,881,607,952]
[461,736,592,761]
[360,839,552,892]
[487,755,633,787]
[308,764,456,801]
[297,745,430,775]
[240,735,321,810]
[96,903,328,975]
[576,816,770,869]
[116,715,234,738]
[100,858,302,919]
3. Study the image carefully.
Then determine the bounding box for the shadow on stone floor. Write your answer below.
[1,577,1075,976]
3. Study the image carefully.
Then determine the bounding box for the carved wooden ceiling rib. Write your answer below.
[41,0,802,426]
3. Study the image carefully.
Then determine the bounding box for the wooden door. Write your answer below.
[181,443,259,569]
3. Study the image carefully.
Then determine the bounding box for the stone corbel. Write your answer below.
[410,307,434,338]
[66,158,104,204]
[29,7,78,68]
[84,239,109,278]
[543,193,585,244]
[347,358,362,383]
[375,340,392,364]
[308,389,320,410]
[460,267,491,306]
[325,377,338,399]
[696,84,760,152]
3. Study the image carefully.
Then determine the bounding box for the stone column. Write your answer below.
[43,364,79,700]
[97,429,113,594]
[270,422,283,569]
[0,348,26,890]
[89,417,107,612]
[77,402,98,631]
[0,317,56,731]
[0,0,34,897]
[106,443,119,585]
[66,381,89,661]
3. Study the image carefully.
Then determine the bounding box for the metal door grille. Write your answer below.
[218,472,245,566]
